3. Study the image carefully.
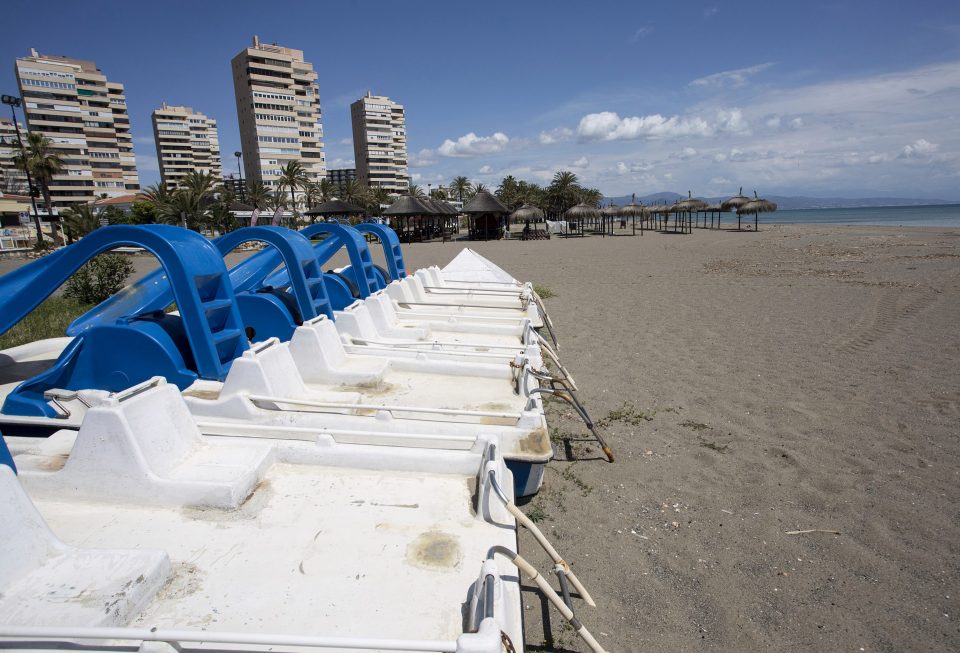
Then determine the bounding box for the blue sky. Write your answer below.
[4,0,960,199]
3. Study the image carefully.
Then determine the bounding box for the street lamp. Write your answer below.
[234,151,245,202]
[1,94,45,244]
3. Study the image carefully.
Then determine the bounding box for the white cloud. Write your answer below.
[679,147,698,159]
[478,164,494,174]
[338,138,353,146]
[900,138,938,158]
[689,62,775,89]
[790,117,804,129]
[577,108,747,141]
[765,116,781,128]
[538,127,574,145]
[326,157,354,169]
[703,6,719,18]
[631,27,653,42]
[613,161,654,175]
[409,148,437,167]
[437,132,510,157]
[570,156,589,168]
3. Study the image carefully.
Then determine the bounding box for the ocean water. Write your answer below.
[770,204,960,228]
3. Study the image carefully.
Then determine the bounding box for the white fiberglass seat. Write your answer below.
[335,299,543,356]
[8,378,274,510]
[0,464,172,627]
[386,277,542,326]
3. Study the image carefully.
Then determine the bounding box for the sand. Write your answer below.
[398,224,960,652]
[2,223,959,651]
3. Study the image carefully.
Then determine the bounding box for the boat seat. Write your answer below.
[15,379,274,510]
[288,315,389,385]
[219,337,364,403]
[0,465,171,627]
[334,300,429,342]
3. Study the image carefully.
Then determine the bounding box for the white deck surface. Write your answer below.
[27,462,520,642]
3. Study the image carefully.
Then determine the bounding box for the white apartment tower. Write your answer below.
[0,117,29,195]
[151,103,222,191]
[15,49,139,208]
[231,36,325,200]
[351,92,408,194]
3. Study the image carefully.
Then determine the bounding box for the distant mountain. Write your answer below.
[603,193,955,210]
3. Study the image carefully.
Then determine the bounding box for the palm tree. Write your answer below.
[430,186,448,200]
[245,181,270,209]
[13,132,64,243]
[60,204,102,243]
[548,170,581,216]
[366,186,390,217]
[341,179,370,206]
[474,182,488,194]
[406,184,427,199]
[141,182,173,208]
[303,181,322,210]
[277,160,309,213]
[449,176,473,203]
[179,170,218,199]
[318,178,338,202]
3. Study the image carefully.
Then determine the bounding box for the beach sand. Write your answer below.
[398,224,960,652]
[2,223,957,651]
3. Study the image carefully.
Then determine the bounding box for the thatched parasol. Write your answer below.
[564,202,601,220]
[304,199,367,217]
[462,190,510,215]
[675,190,707,213]
[619,198,648,235]
[720,187,751,212]
[736,191,777,231]
[511,203,544,223]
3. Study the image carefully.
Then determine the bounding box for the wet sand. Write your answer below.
[400,224,960,652]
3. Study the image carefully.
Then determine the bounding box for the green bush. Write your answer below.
[64,254,134,305]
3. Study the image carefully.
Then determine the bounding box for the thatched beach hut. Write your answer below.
[463,191,510,240]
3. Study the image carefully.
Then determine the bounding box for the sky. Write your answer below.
[4,0,960,199]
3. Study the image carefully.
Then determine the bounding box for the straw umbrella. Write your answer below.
[619,195,647,235]
[720,186,751,211]
[736,191,777,231]
[600,204,620,237]
[563,202,600,237]
[511,203,544,224]
[674,191,707,233]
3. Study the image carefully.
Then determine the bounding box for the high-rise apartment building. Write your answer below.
[0,117,29,194]
[231,36,325,201]
[151,103,222,191]
[15,49,138,208]
[326,167,356,188]
[350,92,408,194]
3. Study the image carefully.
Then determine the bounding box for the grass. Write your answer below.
[699,438,730,453]
[533,284,556,299]
[597,401,658,428]
[526,503,550,523]
[0,296,92,350]
[680,419,711,432]
[560,463,593,497]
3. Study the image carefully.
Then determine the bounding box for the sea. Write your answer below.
[769,204,960,228]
